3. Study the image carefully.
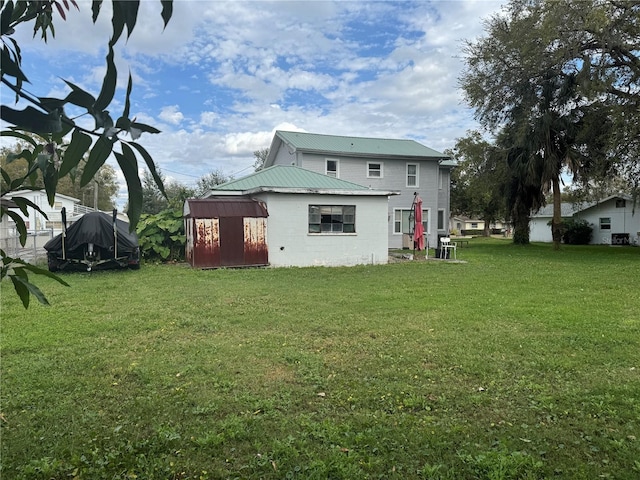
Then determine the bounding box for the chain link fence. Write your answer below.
[1,229,53,264]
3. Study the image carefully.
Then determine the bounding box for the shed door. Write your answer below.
[219,216,244,266]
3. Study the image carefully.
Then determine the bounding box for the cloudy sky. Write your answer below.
[6,0,505,206]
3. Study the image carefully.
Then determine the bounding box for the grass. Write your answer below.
[1,238,639,479]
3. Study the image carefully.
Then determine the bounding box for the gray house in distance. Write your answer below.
[264,130,453,249]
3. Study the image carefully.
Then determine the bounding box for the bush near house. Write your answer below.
[136,206,185,262]
[561,218,593,245]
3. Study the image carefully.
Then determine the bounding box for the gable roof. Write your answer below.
[532,195,633,218]
[205,165,398,197]
[267,130,449,163]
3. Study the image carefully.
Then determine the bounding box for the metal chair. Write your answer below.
[440,237,457,260]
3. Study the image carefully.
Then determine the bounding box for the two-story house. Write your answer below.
[264,130,453,249]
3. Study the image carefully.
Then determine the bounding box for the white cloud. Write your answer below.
[159,105,184,125]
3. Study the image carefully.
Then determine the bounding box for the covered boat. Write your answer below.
[44,209,140,272]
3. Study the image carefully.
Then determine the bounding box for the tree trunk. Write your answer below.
[512,200,530,245]
[551,176,562,250]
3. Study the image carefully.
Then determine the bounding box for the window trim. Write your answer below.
[406,163,419,188]
[599,217,611,230]
[366,161,383,179]
[325,158,339,178]
[308,204,356,234]
[393,207,429,235]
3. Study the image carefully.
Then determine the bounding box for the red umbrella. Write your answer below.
[413,196,425,250]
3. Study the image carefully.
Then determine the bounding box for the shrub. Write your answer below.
[136,207,185,261]
[562,218,593,245]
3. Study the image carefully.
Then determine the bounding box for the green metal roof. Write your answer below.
[276,130,448,159]
[212,165,373,191]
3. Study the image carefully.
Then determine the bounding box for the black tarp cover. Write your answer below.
[44,212,138,255]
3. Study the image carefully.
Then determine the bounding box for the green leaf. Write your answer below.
[161,1,173,29]
[60,129,92,177]
[122,72,133,119]
[12,271,52,306]
[10,258,70,286]
[81,136,113,187]
[92,0,103,23]
[130,122,161,134]
[63,79,97,109]
[120,1,140,39]
[10,196,47,218]
[0,1,14,35]
[115,144,143,230]
[7,210,27,246]
[0,130,38,147]
[10,275,30,308]
[110,0,126,44]
[43,161,58,206]
[1,46,28,81]
[129,142,166,197]
[94,44,116,112]
[0,106,62,134]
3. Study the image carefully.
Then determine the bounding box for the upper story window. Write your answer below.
[406,163,418,187]
[615,199,626,208]
[367,162,383,178]
[438,170,444,190]
[309,205,355,233]
[325,158,339,178]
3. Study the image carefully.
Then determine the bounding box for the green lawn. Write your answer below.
[1,239,639,479]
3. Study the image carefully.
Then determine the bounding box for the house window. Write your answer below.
[54,201,63,210]
[367,162,383,178]
[437,209,445,230]
[599,217,611,230]
[616,199,626,208]
[326,159,339,178]
[406,163,418,187]
[471,222,478,229]
[309,205,355,233]
[438,170,444,190]
[393,208,428,234]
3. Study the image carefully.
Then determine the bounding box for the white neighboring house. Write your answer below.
[200,165,399,267]
[530,194,639,245]
[3,189,86,234]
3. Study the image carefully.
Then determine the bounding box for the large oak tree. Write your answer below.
[460,0,639,247]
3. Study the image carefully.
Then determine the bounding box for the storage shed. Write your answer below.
[184,197,268,268]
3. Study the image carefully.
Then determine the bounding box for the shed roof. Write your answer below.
[272,130,448,159]
[208,165,395,196]
[184,198,268,218]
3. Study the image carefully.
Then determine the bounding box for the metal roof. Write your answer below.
[184,198,268,218]
[275,130,448,159]
[212,165,373,192]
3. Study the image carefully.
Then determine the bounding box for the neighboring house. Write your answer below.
[450,216,508,235]
[197,165,398,267]
[450,216,485,234]
[3,190,85,234]
[530,195,639,244]
[264,130,452,249]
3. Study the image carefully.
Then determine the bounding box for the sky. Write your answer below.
[3,0,506,207]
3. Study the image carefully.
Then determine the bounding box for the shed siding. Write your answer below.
[243,217,268,265]
[188,218,220,268]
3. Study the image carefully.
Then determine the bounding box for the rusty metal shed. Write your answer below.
[184,197,268,268]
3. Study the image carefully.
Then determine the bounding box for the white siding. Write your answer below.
[253,192,389,267]
[576,198,640,245]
